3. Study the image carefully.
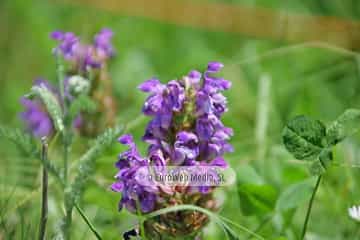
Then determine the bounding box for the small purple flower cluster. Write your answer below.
[112,62,233,213]
[21,28,115,138]
[51,28,114,70]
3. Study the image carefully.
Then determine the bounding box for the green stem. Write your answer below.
[38,137,48,240]
[301,175,322,240]
[63,135,69,184]
[64,209,72,240]
[63,131,71,240]
[75,204,102,240]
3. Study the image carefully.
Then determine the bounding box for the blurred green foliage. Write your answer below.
[1,0,360,239]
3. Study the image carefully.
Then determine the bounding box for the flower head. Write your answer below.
[66,75,90,97]
[112,62,233,217]
[51,28,114,71]
[349,205,360,222]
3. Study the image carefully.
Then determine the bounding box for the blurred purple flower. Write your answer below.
[20,77,87,138]
[94,28,115,59]
[51,28,114,70]
[51,31,79,60]
[20,80,57,138]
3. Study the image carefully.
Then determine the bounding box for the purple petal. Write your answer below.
[111,182,124,192]
[118,134,134,145]
[207,61,223,72]
[138,79,162,93]
[50,31,64,40]
[210,157,228,168]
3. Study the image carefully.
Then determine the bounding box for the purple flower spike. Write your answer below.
[113,61,233,215]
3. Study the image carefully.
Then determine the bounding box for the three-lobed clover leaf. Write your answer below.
[282,115,326,161]
[282,109,360,175]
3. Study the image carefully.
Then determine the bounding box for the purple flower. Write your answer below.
[112,134,159,213]
[20,80,57,138]
[140,79,185,116]
[20,98,54,138]
[112,61,233,215]
[188,70,201,84]
[142,114,171,144]
[20,78,87,138]
[207,61,223,72]
[51,31,79,60]
[94,28,115,59]
[51,28,115,70]
[173,131,199,165]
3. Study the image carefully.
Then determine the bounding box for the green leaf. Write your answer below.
[238,184,277,216]
[67,126,124,209]
[0,126,62,183]
[282,115,326,161]
[276,177,317,211]
[31,85,64,132]
[326,109,360,146]
[0,126,38,157]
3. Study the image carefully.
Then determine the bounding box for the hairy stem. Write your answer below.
[62,129,72,240]
[301,175,322,240]
[38,137,48,240]
[63,135,69,184]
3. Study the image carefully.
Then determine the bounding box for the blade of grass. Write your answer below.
[144,204,264,240]
[75,204,102,240]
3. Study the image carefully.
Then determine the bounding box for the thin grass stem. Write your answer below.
[75,204,102,240]
[38,137,48,240]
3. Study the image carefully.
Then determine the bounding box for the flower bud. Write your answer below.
[67,75,90,96]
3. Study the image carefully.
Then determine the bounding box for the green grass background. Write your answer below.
[0,0,360,239]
